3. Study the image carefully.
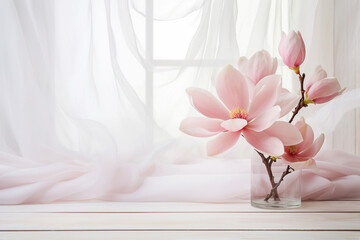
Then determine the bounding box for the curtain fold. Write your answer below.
[0,0,359,204]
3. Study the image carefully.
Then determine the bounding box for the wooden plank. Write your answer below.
[0,212,359,231]
[1,231,360,240]
[0,201,359,213]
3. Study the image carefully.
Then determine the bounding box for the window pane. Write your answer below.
[154,11,201,59]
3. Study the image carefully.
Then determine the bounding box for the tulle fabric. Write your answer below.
[0,0,359,204]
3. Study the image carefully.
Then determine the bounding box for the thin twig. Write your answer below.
[289,73,307,123]
[264,165,294,201]
[256,150,280,200]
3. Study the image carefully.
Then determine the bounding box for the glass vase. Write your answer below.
[251,151,301,209]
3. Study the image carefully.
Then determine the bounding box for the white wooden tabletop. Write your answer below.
[0,201,359,239]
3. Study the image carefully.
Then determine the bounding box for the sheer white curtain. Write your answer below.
[0,0,359,204]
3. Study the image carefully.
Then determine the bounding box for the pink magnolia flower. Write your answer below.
[180,65,303,156]
[236,51,298,118]
[238,50,277,85]
[305,66,343,104]
[278,31,306,73]
[281,117,324,169]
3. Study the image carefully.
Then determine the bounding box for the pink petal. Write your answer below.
[216,65,249,111]
[294,117,306,130]
[264,121,303,146]
[242,129,284,156]
[288,31,303,67]
[278,31,306,68]
[307,77,341,100]
[301,158,318,170]
[313,92,340,104]
[282,31,300,67]
[282,158,318,170]
[288,41,302,67]
[221,119,247,132]
[186,88,229,120]
[281,152,302,163]
[294,31,306,67]
[278,32,287,60]
[207,131,241,156]
[237,57,248,73]
[246,106,280,132]
[276,88,300,118]
[246,50,277,84]
[298,134,325,158]
[245,77,255,98]
[271,58,278,75]
[180,117,224,137]
[305,66,327,91]
[296,121,314,152]
[247,75,281,120]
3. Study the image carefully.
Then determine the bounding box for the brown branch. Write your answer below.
[269,158,274,168]
[256,150,280,200]
[264,165,294,201]
[289,73,307,123]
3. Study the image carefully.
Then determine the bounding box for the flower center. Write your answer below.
[288,145,297,155]
[229,107,248,119]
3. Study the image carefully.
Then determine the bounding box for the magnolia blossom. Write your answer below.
[238,50,277,85]
[180,65,303,156]
[305,66,343,104]
[281,117,324,169]
[278,31,306,73]
[236,51,298,118]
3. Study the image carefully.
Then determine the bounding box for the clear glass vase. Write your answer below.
[251,152,301,209]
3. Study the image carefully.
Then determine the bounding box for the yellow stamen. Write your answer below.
[229,107,248,119]
[288,145,297,155]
